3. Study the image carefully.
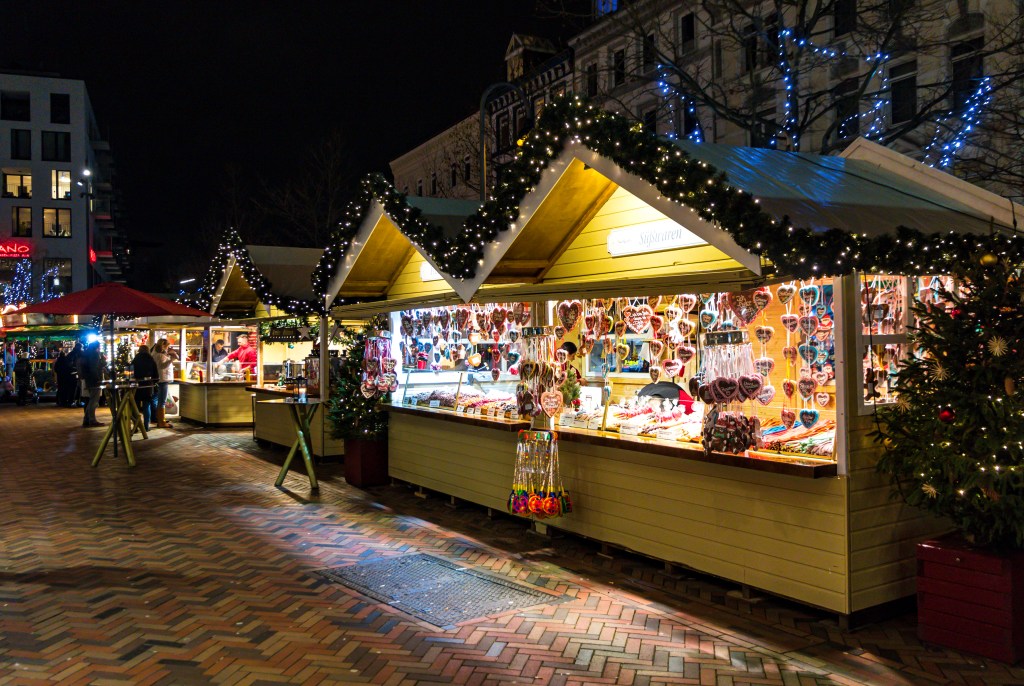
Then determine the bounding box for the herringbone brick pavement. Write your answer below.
[0,404,1020,685]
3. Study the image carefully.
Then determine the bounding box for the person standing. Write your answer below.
[151,338,177,429]
[79,341,104,427]
[224,333,257,373]
[131,344,158,432]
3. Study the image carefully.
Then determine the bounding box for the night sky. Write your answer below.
[0,2,581,289]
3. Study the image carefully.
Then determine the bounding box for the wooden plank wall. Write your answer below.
[837,276,950,612]
[390,412,850,613]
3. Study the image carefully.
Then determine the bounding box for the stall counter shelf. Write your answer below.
[178,380,253,427]
[248,385,344,459]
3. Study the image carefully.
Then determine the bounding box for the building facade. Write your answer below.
[0,71,129,308]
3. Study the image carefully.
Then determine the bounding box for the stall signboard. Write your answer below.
[0,240,31,259]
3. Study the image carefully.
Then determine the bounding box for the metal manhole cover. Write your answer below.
[316,553,566,627]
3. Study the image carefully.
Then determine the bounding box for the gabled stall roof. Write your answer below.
[325,196,480,311]
[674,138,1020,237]
[210,244,323,318]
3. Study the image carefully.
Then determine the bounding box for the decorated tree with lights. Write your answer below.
[326,319,389,441]
[873,251,1024,550]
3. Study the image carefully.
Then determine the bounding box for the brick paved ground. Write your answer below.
[0,404,1021,685]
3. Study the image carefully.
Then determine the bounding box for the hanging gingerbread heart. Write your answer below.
[623,305,654,334]
[648,339,665,358]
[554,325,566,340]
[816,391,831,407]
[799,284,820,305]
[676,345,696,364]
[699,309,718,329]
[752,287,773,313]
[725,290,760,326]
[755,385,776,406]
[680,294,698,313]
[781,408,796,428]
[556,300,582,332]
[613,320,627,337]
[649,366,662,383]
[738,374,763,399]
[798,316,819,337]
[799,409,820,428]
[782,378,796,398]
[798,377,817,399]
[777,284,797,305]
[780,314,799,333]
[754,325,774,345]
[540,390,563,418]
[649,314,664,337]
[754,357,775,376]
[782,346,798,363]
[662,358,683,378]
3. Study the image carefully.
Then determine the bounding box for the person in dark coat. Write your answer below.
[54,351,74,407]
[132,345,158,431]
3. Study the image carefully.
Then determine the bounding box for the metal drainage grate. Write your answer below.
[317,553,564,628]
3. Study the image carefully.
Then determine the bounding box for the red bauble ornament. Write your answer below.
[938,407,956,424]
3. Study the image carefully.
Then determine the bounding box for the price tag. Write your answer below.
[456,405,465,414]
[509,411,519,421]
[428,400,441,408]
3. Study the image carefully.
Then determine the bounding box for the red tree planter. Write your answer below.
[918,535,1024,663]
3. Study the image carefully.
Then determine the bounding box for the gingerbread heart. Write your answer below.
[711,377,739,402]
[754,325,774,345]
[777,284,797,305]
[680,294,698,313]
[648,339,665,358]
[781,314,799,333]
[649,366,662,383]
[782,346,798,363]
[781,408,796,428]
[557,300,583,332]
[754,357,775,376]
[677,345,696,364]
[798,344,819,364]
[816,391,831,407]
[613,320,627,337]
[623,305,654,334]
[755,385,776,406]
[752,287,773,313]
[649,314,664,337]
[798,316,819,337]
[798,378,817,399]
[782,378,796,398]
[699,309,718,329]
[540,390,563,418]
[799,285,820,305]
[738,374,763,399]
[799,409,819,428]
[662,358,683,378]
[554,325,566,340]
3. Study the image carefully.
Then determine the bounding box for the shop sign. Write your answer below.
[419,262,443,282]
[0,240,31,259]
[606,222,703,257]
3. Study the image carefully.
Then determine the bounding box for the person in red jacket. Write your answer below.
[225,333,258,372]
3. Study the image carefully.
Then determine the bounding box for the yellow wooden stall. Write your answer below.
[329,138,1017,620]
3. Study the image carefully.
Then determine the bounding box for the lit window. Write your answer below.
[51,170,71,200]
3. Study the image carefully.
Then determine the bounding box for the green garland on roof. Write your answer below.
[437,96,1024,281]
[311,174,450,303]
[181,227,321,316]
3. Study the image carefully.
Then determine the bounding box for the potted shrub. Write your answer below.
[873,251,1024,662]
[326,322,390,487]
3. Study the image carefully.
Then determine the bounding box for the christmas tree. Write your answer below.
[874,251,1024,550]
[326,317,389,441]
